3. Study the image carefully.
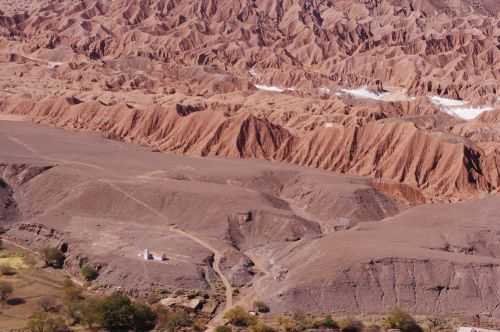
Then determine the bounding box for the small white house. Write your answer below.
[143,249,167,262]
[153,253,168,261]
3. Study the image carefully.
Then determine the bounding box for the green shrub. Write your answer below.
[339,318,364,332]
[156,308,192,332]
[0,281,13,303]
[78,297,102,329]
[192,319,207,332]
[26,312,69,332]
[254,300,270,313]
[101,293,156,331]
[42,247,65,268]
[99,292,135,330]
[0,264,16,276]
[251,321,276,332]
[131,302,156,331]
[313,315,339,329]
[424,317,451,332]
[383,308,423,332]
[294,311,315,329]
[277,316,305,332]
[365,325,382,332]
[38,296,59,313]
[214,326,232,332]
[80,264,98,281]
[223,306,257,327]
[62,279,83,305]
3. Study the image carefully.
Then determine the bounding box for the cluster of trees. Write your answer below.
[26,280,207,332]
[218,306,424,332]
[31,281,157,332]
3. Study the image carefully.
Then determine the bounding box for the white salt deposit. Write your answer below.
[339,86,388,100]
[337,86,415,102]
[430,96,494,120]
[48,61,64,69]
[255,84,285,93]
[443,106,494,120]
[255,84,295,93]
[430,96,466,107]
[318,87,331,95]
[249,68,258,78]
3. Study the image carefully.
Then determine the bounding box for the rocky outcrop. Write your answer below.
[0,0,497,100]
[0,163,53,189]
[272,258,500,317]
[0,163,53,224]
[255,193,500,318]
[2,96,498,201]
[0,178,17,223]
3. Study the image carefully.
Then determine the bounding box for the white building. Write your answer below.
[143,249,167,262]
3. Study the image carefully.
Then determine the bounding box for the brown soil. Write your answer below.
[1,0,500,325]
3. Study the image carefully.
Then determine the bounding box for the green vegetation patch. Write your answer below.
[0,255,28,270]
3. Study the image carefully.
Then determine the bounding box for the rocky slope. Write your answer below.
[1,0,500,323]
[1,95,499,201]
[0,121,402,299]
[3,122,500,321]
[0,0,499,203]
[2,0,499,101]
[256,194,500,318]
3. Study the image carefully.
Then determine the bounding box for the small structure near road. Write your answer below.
[143,249,168,262]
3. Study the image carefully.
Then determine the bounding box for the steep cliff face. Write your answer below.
[5,101,500,320]
[2,96,498,201]
[0,163,54,224]
[0,177,17,223]
[1,0,500,320]
[0,0,499,205]
[270,258,500,317]
[254,194,500,318]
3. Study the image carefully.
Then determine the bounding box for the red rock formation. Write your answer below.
[2,96,499,201]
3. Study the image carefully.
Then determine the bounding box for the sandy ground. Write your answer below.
[0,119,401,321]
[0,114,26,121]
[3,119,500,324]
[0,243,69,331]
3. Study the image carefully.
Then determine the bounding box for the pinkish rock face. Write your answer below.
[1,0,500,324]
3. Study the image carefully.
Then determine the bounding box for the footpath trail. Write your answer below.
[99,180,234,329]
[6,135,106,171]
[5,132,235,329]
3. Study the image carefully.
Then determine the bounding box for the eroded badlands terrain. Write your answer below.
[1,0,500,325]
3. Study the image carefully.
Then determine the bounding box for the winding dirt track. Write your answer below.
[99,180,234,328]
[4,133,234,327]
